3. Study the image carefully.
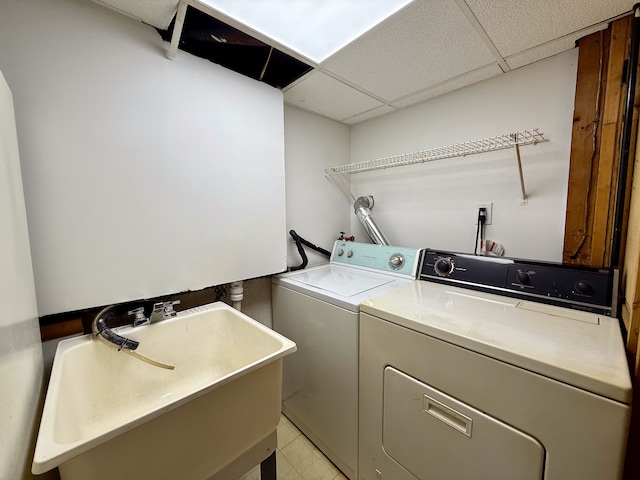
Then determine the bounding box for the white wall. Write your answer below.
[0,0,287,316]
[0,71,44,480]
[283,106,351,267]
[349,50,579,261]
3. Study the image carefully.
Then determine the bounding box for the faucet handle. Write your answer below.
[128,307,144,315]
[163,300,180,318]
[128,307,149,327]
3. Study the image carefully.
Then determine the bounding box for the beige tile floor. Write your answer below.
[239,414,348,480]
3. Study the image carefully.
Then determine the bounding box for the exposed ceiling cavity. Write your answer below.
[156,7,313,89]
[90,0,638,125]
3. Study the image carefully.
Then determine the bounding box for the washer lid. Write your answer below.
[274,263,411,311]
[361,281,633,404]
[288,266,394,296]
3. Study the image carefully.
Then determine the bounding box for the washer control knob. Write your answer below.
[337,249,344,257]
[516,271,532,285]
[389,253,405,270]
[575,280,594,296]
[434,258,453,276]
[347,250,354,258]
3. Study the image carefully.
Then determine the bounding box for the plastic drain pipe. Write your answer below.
[354,196,390,246]
[230,281,243,311]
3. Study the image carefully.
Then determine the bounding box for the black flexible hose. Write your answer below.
[289,231,308,271]
[288,230,331,271]
[92,305,139,351]
[474,209,487,255]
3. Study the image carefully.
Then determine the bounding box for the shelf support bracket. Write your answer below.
[512,135,528,205]
[325,172,355,204]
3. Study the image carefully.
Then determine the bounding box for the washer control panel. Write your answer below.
[331,241,421,277]
[420,249,615,315]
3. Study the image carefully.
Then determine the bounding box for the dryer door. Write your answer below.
[383,367,544,480]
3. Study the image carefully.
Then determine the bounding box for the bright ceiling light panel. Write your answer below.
[199,0,415,63]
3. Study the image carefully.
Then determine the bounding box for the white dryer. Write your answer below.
[359,250,632,480]
[272,241,421,480]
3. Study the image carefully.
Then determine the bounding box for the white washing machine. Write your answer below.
[359,250,632,480]
[272,241,422,480]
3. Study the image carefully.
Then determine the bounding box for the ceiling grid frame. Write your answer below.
[89,0,639,124]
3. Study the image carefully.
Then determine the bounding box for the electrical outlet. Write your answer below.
[475,202,493,225]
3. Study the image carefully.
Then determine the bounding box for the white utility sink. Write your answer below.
[32,302,296,480]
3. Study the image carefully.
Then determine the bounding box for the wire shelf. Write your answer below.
[324,129,547,176]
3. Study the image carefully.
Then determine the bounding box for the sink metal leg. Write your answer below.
[260,451,276,480]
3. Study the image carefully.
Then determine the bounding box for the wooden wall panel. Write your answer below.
[604,19,632,267]
[625,153,640,309]
[593,122,618,265]
[563,30,609,265]
[623,129,640,365]
[563,14,640,480]
[563,16,632,267]
[615,15,640,480]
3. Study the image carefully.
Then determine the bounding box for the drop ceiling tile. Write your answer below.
[504,23,607,70]
[91,0,178,29]
[391,62,503,108]
[321,0,497,101]
[466,0,635,57]
[283,71,384,121]
[342,105,398,125]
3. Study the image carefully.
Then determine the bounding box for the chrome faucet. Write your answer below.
[150,300,180,323]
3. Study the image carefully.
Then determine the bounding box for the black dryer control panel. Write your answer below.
[420,249,615,315]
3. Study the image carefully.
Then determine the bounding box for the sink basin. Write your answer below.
[32,302,296,480]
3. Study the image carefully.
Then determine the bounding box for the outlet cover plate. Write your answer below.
[475,202,493,225]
